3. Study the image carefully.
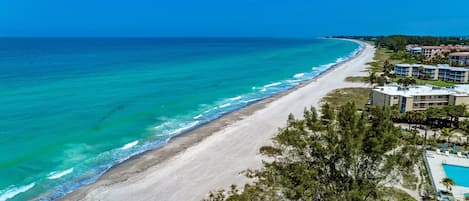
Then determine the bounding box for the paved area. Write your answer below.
[424,151,469,200]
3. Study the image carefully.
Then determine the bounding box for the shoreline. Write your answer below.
[60,39,374,201]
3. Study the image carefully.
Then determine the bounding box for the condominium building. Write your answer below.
[406,44,422,54]
[421,46,446,57]
[394,64,469,83]
[420,45,469,58]
[449,52,469,66]
[371,84,469,112]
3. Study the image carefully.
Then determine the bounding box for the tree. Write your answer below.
[397,78,417,87]
[365,72,377,85]
[460,119,469,148]
[441,177,455,191]
[440,128,454,143]
[205,103,416,201]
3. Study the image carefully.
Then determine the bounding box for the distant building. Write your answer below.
[421,46,447,57]
[409,47,422,54]
[394,64,469,83]
[406,44,422,54]
[449,52,469,66]
[421,45,469,58]
[371,84,469,112]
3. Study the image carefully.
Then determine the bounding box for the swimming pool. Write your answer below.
[443,164,469,187]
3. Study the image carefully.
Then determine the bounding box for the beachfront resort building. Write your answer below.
[422,46,446,57]
[449,52,469,66]
[406,44,422,54]
[418,45,469,58]
[371,84,469,112]
[394,64,469,83]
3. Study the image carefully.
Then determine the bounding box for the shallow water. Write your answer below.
[0,38,359,200]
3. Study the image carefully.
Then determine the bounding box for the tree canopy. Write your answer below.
[204,103,418,201]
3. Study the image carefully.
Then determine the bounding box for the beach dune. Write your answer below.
[61,40,375,201]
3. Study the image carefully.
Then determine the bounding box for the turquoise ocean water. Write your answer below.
[0,38,360,200]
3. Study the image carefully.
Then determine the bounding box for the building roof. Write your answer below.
[395,64,437,68]
[422,46,445,49]
[449,52,469,57]
[373,84,469,97]
[395,64,469,71]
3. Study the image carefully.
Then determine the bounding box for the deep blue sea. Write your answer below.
[0,38,360,200]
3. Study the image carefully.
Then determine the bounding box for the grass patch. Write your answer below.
[379,187,417,201]
[345,76,367,83]
[321,87,371,109]
[402,173,418,190]
[390,77,456,87]
[366,47,405,73]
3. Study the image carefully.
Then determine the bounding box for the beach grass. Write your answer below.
[402,172,418,190]
[321,87,371,109]
[345,76,367,83]
[365,47,404,73]
[379,187,417,201]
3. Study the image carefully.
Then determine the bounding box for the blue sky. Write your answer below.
[1,0,469,37]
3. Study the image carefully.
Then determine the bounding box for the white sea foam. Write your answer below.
[193,114,203,119]
[286,79,301,83]
[219,103,231,108]
[229,96,242,101]
[263,82,282,88]
[152,121,171,131]
[0,183,35,201]
[335,57,346,63]
[203,107,218,113]
[317,62,335,70]
[260,88,267,92]
[173,121,200,135]
[293,73,304,78]
[47,168,74,180]
[121,140,139,150]
[242,99,257,104]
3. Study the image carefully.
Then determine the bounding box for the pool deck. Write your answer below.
[424,150,469,200]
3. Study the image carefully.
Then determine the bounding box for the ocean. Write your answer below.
[0,38,360,200]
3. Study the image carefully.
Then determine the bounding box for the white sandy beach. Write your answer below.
[62,40,375,201]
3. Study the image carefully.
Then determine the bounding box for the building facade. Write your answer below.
[418,45,469,58]
[449,52,469,66]
[394,64,469,83]
[371,85,469,112]
[422,46,446,57]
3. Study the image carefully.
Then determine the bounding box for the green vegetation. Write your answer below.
[337,35,469,52]
[204,103,418,201]
[390,77,455,87]
[379,187,417,201]
[345,76,367,82]
[440,178,455,191]
[366,47,398,73]
[402,173,418,190]
[392,105,467,128]
[321,87,371,109]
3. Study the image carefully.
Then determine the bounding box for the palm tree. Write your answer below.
[441,177,455,191]
[440,128,454,143]
[365,72,377,85]
[409,78,417,86]
[461,120,469,148]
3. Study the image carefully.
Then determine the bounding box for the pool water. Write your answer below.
[443,164,469,187]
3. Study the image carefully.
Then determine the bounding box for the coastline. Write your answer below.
[60,39,375,201]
